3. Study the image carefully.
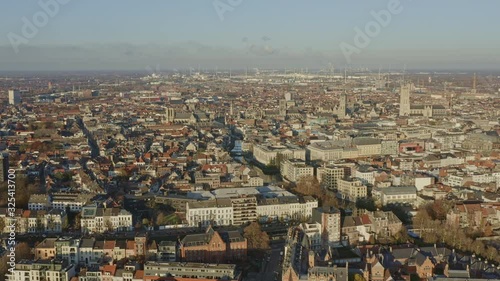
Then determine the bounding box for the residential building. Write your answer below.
[337,178,367,202]
[186,199,233,227]
[143,261,241,281]
[380,186,418,206]
[81,205,133,233]
[230,196,257,226]
[280,158,314,182]
[8,89,21,105]
[312,207,341,247]
[8,259,76,281]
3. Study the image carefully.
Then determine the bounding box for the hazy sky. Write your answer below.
[0,0,499,71]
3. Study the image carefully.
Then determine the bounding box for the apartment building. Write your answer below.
[256,195,318,223]
[28,194,50,211]
[312,207,341,247]
[81,205,133,233]
[230,196,257,226]
[380,186,417,206]
[319,165,344,190]
[337,178,367,202]
[50,192,93,212]
[0,208,66,234]
[186,199,233,227]
[297,222,323,251]
[8,259,76,281]
[143,261,241,281]
[281,158,314,182]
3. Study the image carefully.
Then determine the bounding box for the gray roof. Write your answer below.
[381,186,417,195]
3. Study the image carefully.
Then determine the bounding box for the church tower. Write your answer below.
[399,83,411,116]
[165,107,175,123]
[279,99,287,117]
[338,94,346,119]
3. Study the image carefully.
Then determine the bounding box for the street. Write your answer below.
[260,244,283,281]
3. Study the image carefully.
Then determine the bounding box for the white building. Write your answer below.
[8,89,21,105]
[81,206,133,233]
[280,159,314,182]
[257,196,318,223]
[380,186,418,206]
[312,207,341,247]
[337,178,367,202]
[355,168,375,186]
[186,198,233,227]
[253,143,306,165]
[318,165,345,190]
[298,222,322,250]
[9,260,76,281]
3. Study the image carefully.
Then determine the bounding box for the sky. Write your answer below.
[0,0,499,71]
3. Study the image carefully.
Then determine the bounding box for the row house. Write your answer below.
[0,208,66,234]
[341,211,403,245]
[8,259,76,281]
[256,195,318,223]
[34,236,149,267]
[81,205,133,233]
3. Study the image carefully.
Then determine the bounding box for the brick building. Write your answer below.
[179,226,247,263]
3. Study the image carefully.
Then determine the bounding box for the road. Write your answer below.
[260,243,284,281]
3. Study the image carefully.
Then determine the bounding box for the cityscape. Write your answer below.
[1,2,500,281]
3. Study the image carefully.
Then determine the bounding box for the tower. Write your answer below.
[165,107,175,123]
[8,89,21,105]
[399,83,411,116]
[279,99,287,117]
[471,73,477,94]
[338,94,347,119]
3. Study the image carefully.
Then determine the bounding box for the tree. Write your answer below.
[486,246,498,261]
[74,213,82,230]
[413,207,432,232]
[15,242,32,260]
[156,212,167,226]
[470,240,485,256]
[105,219,114,232]
[243,222,270,251]
[0,255,10,281]
[0,217,5,233]
[351,273,366,281]
[425,200,450,221]
[295,175,339,208]
[296,175,321,196]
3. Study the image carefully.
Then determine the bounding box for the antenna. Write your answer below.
[402,64,406,83]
